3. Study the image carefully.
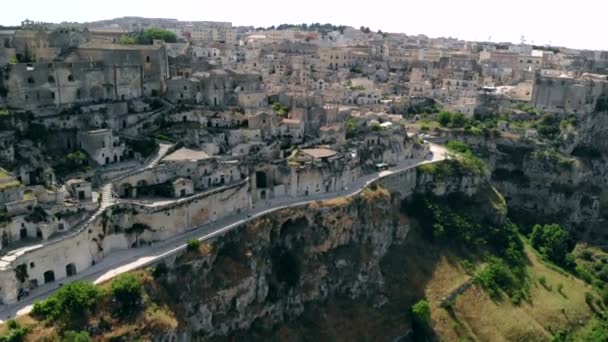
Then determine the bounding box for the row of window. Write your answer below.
[27,75,74,84]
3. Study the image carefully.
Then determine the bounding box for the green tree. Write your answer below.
[119,34,137,45]
[411,299,432,340]
[31,282,100,327]
[530,223,574,268]
[450,112,467,127]
[111,273,143,316]
[438,111,452,127]
[141,28,177,43]
[345,118,358,138]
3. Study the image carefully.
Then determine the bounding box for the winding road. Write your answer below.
[0,143,448,322]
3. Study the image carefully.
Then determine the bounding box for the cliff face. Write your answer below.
[436,133,606,242]
[147,167,489,341]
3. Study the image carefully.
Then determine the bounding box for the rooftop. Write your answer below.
[163,148,211,162]
[301,148,337,159]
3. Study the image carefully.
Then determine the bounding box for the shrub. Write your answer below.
[111,273,143,316]
[61,331,91,342]
[446,140,471,154]
[538,276,552,291]
[411,299,431,326]
[475,257,519,298]
[152,262,168,279]
[31,282,100,326]
[530,223,574,269]
[576,265,595,284]
[438,111,451,127]
[460,259,475,274]
[187,239,201,252]
[581,249,594,261]
[0,320,30,342]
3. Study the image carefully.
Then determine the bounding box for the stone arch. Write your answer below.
[43,270,55,283]
[120,183,133,197]
[66,263,77,277]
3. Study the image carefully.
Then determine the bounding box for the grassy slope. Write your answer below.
[431,243,594,342]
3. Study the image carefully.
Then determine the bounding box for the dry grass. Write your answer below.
[309,196,352,209]
[433,244,595,341]
[199,242,214,256]
[143,304,178,333]
[360,185,391,202]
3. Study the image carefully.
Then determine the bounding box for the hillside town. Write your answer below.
[0,16,606,309]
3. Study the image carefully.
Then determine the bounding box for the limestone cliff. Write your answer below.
[143,165,491,341]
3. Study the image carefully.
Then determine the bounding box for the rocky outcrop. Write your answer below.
[146,164,489,341]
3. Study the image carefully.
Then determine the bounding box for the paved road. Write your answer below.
[0,144,447,322]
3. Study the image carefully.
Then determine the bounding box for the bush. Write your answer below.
[438,111,470,128]
[475,257,519,298]
[530,223,575,268]
[31,282,100,326]
[538,276,552,291]
[152,262,168,278]
[187,239,201,252]
[61,331,91,342]
[576,265,595,284]
[581,249,594,261]
[446,140,471,154]
[111,273,143,315]
[0,320,30,342]
[411,299,431,326]
[438,111,451,127]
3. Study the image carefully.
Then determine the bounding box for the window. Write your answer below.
[48,75,55,83]
[67,75,74,82]
[27,77,35,84]
[146,56,150,63]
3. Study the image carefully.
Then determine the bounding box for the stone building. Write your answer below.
[77,129,128,166]
[173,178,194,198]
[531,72,608,114]
[65,179,92,202]
[190,22,236,45]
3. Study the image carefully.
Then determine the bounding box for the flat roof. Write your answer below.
[163,148,211,162]
[301,148,337,159]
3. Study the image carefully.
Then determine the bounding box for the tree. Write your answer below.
[438,111,451,127]
[411,299,431,326]
[450,112,467,127]
[530,223,574,268]
[31,282,100,328]
[139,28,177,44]
[119,34,137,45]
[111,273,143,316]
[125,223,151,247]
[345,118,358,138]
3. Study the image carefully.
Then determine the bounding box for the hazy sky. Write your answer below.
[2,0,605,51]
